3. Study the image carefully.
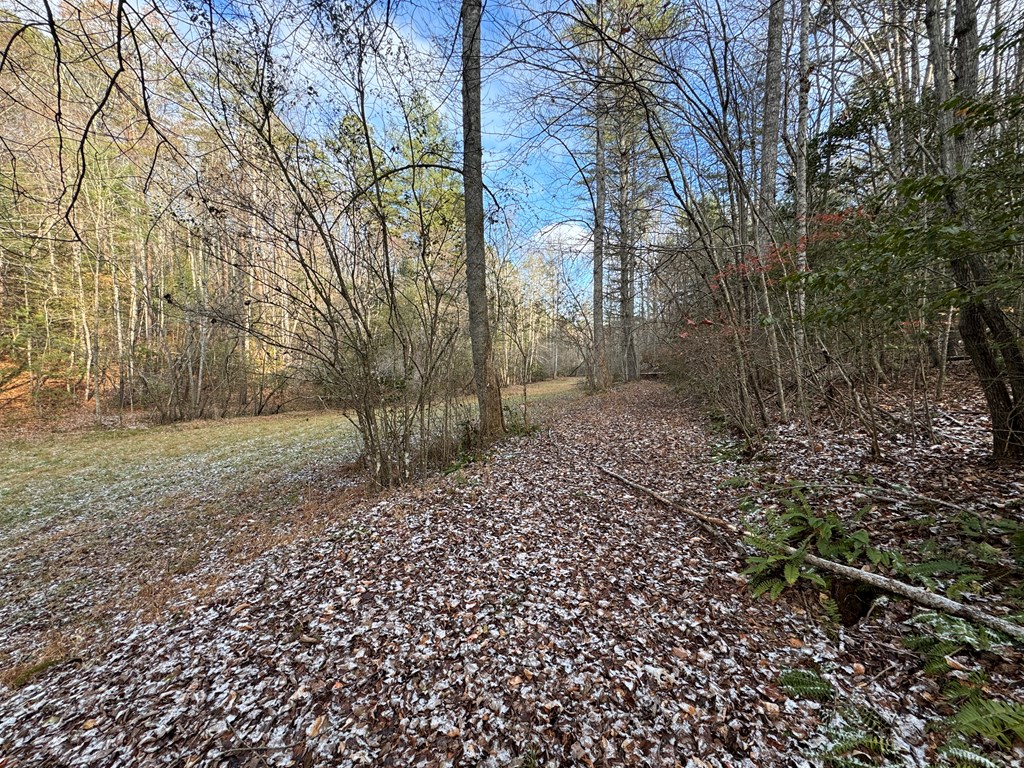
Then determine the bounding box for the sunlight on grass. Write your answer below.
[0,377,585,539]
[0,411,360,536]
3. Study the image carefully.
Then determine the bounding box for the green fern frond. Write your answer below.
[905,559,972,577]
[903,633,964,674]
[779,669,835,702]
[909,613,1008,651]
[821,596,843,626]
[938,742,1004,768]
[821,756,880,768]
[825,729,891,757]
[921,644,965,676]
[943,672,988,705]
[750,575,784,599]
[815,703,895,766]
[950,699,1024,749]
[947,572,983,599]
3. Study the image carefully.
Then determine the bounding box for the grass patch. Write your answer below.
[5,657,66,689]
[0,378,586,667]
[1,635,75,689]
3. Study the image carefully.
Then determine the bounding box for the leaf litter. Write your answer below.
[1,382,1022,766]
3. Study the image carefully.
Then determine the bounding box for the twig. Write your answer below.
[216,741,303,757]
[598,467,725,541]
[770,479,971,515]
[598,466,1024,645]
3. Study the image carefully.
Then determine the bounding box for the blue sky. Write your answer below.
[0,0,595,275]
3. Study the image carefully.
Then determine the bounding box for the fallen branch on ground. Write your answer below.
[598,465,1024,645]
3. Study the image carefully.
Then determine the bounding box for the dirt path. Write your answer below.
[0,383,1016,766]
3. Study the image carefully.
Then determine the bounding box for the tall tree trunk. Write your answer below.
[793,0,810,416]
[591,0,611,390]
[927,0,1024,457]
[461,0,504,442]
[617,148,638,382]
[111,231,125,413]
[756,0,789,418]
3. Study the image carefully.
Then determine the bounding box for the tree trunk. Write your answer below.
[462,0,504,442]
[591,0,611,391]
[756,0,789,418]
[793,0,810,417]
[927,0,1024,458]
[617,152,638,382]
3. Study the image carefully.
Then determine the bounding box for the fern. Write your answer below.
[743,487,882,602]
[948,572,984,599]
[1010,528,1024,566]
[902,559,985,597]
[922,649,962,676]
[822,757,882,768]
[950,699,1024,749]
[825,730,891,757]
[815,704,897,767]
[779,669,836,702]
[905,559,973,577]
[749,574,785,600]
[909,612,1009,651]
[938,742,1004,768]
[903,633,965,675]
[943,672,988,706]
[821,595,844,626]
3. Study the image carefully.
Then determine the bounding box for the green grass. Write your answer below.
[0,411,360,532]
[0,377,586,676]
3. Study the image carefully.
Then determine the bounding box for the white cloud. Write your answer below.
[533,221,592,258]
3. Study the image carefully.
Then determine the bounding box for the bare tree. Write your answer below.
[461,0,504,441]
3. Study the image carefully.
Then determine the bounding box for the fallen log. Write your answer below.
[598,465,1024,645]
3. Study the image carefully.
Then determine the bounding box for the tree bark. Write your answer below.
[792,0,810,417]
[926,0,1024,458]
[617,152,638,382]
[461,0,504,442]
[590,0,611,391]
[756,0,789,418]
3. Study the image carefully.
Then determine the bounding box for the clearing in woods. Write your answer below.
[0,380,1022,766]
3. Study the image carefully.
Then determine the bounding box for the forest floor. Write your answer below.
[1,377,1023,767]
[0,378,583,678]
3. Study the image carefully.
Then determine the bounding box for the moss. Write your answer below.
[6,655,67,689]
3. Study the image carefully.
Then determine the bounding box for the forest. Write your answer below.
[1,0,1024,765]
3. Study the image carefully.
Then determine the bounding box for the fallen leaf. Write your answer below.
[308,714,326,738]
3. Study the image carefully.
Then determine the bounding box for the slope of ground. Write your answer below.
[1,382,1021,767]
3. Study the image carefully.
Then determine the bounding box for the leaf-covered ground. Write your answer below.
[1,382,1022,766]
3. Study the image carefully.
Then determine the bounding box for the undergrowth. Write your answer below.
[741,483,894,602]
[746,487,1024,765]
[779,660,1020,767]
[904,613,1024,755]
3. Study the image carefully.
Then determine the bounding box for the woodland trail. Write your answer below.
[0,383,1019,766]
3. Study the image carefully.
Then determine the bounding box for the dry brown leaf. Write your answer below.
[308,714,327,738]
